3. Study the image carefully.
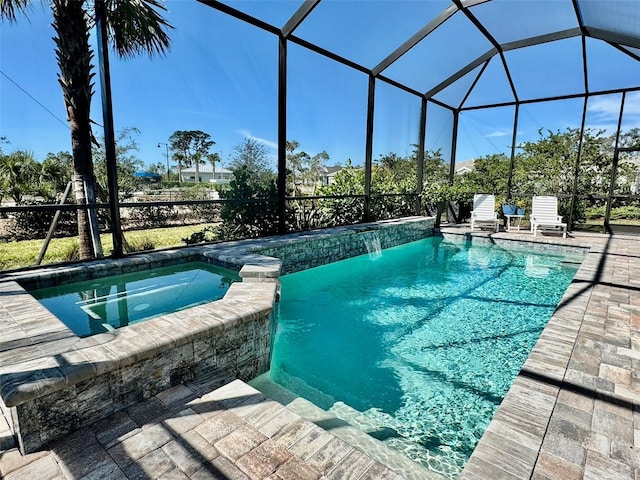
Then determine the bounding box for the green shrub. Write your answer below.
[585,205,640,221]
[183,167,280,242]
[124,236,155,253]
[127,205,178,229]
[182,225,219,245]
[217,167,279,239]
[370,195,416,220]
[610,205,640,220]
[189,203,222,223]
[317,165,366,226]
[8,200,78,241]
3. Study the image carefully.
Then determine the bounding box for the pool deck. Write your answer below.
[1,225,639,479]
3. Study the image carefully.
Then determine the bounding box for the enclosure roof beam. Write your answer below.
[458,59,490,109]
[427,97,456,112]
[376,74,424,99]
[454,0,501,51]
[610,43,640,63]
[197,0,281,35]
[581,35,589,95]
[501,28,583,51]
[453,0,519,103]
[425,28,583,102]
[586,28,640,50]
[571,0,589,36]
[424,48,496,100]
[282,0,320,38]
[372,3,457,76]
[288,34,371,75]
[460,0,492,6]
[458,85,640,112]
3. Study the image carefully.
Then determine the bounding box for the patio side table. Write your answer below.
[504,214,525,231]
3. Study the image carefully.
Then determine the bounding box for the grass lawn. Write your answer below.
[0,223,216,271]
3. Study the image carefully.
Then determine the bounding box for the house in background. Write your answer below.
[180,165,234,184]
[455,159,475,175]
[321,166,344,185]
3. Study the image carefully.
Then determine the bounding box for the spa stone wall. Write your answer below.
[258,217,435,274]
[9,306,271,454]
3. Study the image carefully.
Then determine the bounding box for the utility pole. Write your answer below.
[158,142,170,181]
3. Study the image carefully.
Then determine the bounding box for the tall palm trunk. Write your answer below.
[52,0,102,259]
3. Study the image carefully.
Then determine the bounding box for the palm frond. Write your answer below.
[0,0,32,21]
[105,0,173,58]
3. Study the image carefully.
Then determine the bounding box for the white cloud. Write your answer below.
[485,129,511,138]
[588,96,622,119]
[583,92,640,135]
[587,91,640,120]
[237,129,278,150]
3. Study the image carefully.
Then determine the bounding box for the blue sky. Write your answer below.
[1,0,639,171]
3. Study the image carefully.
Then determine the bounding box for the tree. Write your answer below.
[464,153,510,196]
[285,140,329,196]
[93,127,144,199]
[0,150,40,204]
[616,128,640,195]
[217,166,279,239]
[318,160,366,225]
[373,152,416,194]
[168,130,216,183]
[228,138,275,185]
[308,151,329,195]
[286,140,308,194]
[412,146,449,184]
[40,151,74,200]
[207,152,221,182]
[1,1,172,259]
[147,162,166,176]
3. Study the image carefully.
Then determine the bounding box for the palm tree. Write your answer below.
[169,130,216,183]
[1,0,172,258]
[0,150,40,204]
[208,152,221,182]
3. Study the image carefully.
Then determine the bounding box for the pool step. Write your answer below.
[0,409,16,453]
[250,373,443,480]
[328,401,401,440]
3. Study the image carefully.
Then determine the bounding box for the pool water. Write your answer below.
[31,262,239,337]
[269,237,583,478]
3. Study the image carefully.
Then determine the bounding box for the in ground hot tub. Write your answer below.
[30,262,240,337]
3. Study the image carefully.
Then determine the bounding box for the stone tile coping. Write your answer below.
[0,378,409,480]
[0,280,278,408]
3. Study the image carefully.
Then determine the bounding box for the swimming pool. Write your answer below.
[269,237,583,478]
[31,261,239,337]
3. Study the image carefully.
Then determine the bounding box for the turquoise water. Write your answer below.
[270,237,583,477]
[31,262,239,337]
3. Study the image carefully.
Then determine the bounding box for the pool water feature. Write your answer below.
[269,237,583,478]
[31,261,239,337]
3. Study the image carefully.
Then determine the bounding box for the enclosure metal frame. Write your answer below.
[77,0,640,249]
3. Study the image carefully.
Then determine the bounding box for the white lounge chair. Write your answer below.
[531,195,567,238]
[470,194,499,232]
